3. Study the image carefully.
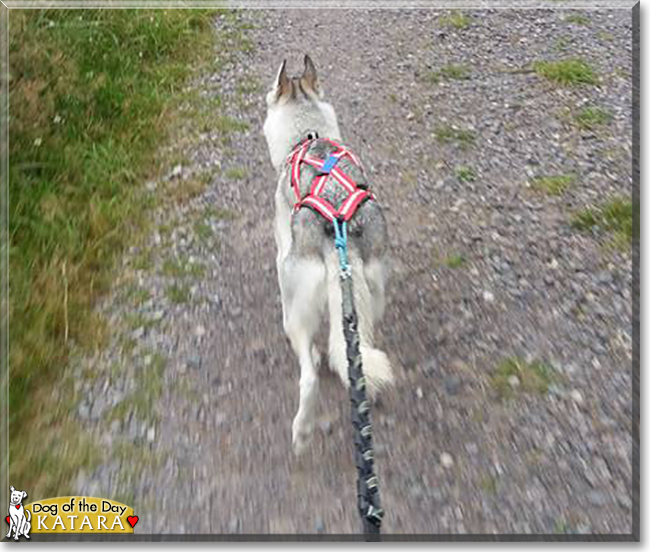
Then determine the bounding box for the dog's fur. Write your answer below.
[7,486,31,540]
[263,55,393,454]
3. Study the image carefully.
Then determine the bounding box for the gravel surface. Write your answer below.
[71,8,634,536]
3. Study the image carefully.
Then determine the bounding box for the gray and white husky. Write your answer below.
[263,55,393,455]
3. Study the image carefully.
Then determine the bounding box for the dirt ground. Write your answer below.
[72,8,635,536]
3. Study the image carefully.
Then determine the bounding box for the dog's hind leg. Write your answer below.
[280,255,326,455]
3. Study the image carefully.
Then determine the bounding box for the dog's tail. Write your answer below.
[26,509,31,522]
[325,248,393,395]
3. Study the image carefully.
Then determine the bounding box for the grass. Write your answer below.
[455,166,476,182]
[225,167,248,180]
[203,205,239,221]
[444,254,467,268]
[530,174,575,196]
[166,284,191,304]
[162,256,206,278]
[571,197,634,249]
[480,475,498,495]
[439,11,471,30]
[575,106,612,130]
[193,220,214,242]
[440,64,471,80]
[434,125,475,148]
[8,9,220,500]
[533,58,598,86]
[490,357,556,400]
[565,13,590,26]
[424,64,471,84]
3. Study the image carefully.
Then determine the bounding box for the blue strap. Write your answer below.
[320,154,340,174]
[333,219,349,274]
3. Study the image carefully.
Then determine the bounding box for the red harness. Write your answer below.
[286,138,373,222]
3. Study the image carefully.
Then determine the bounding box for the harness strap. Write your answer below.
[288,138,371,222]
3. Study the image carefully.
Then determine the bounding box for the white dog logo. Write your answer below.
[6,486,31,540]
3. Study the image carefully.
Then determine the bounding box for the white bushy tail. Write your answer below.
[325,249,393,395]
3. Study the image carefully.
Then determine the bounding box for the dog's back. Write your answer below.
[284,139,388,263]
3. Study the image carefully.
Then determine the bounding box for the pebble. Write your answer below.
[440,452,454,469]
[570,390,584,405]
[444,376,461,395]
[187,355,202,370]
[483,290,495,302]
[508,375,521,388]
[195,325,206,337]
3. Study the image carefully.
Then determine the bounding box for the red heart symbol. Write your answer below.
[127,515,138,528]
[5,516,9,524]
[15,505,20,509]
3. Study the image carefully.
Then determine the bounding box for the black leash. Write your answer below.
[333,219,384,538]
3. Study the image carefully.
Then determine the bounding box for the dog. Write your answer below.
[263,55,393,455]
[6,486,31,540]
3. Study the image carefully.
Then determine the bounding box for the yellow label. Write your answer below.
[22,496,135,534]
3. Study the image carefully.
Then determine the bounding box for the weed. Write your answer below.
[225,167,247,181]
[445,254,467,268]
[530,174,575,196]
[162,256,205,278]
[571,197,634,248]
[439,11,470,30]
[166,284,191,304]
[480,475,498,495]
[440,64,471,80]
[490,357,556,399]
[534,59,597,86]
[565,13,590,26]
[455,166,476,182]
[434,125,475,148]
[575,106,611,130]
[203,205,239,221]
[193,220,214,242]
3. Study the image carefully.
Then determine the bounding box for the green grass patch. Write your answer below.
[480,475,498,495]
[439,11,471,30]
[225,167,248,181]
[203,205,239,221]
[7,8,224,499]
[194,220,214,242]
[455,166,476,182]
[166,284,191,304]
[161,256,205,278]
[423,64,470,84]
[434,125,475,148]
[565,13,590,26]
[530,174,575,196]
[490,357,556,400]
[534,58,597,86]
[440,64,471,80]
[571,197,634,249]
[575,106,612,130]
[444,254,467,268]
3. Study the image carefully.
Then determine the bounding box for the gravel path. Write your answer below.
[72,8,634,536]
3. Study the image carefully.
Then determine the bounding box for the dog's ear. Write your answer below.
[301,54,320,96]
[22,491,27,500]
[10,486,15,492]
[272,59,291,100]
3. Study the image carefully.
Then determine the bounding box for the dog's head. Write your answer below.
[263,55,342,171]
[9,486,27,505]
